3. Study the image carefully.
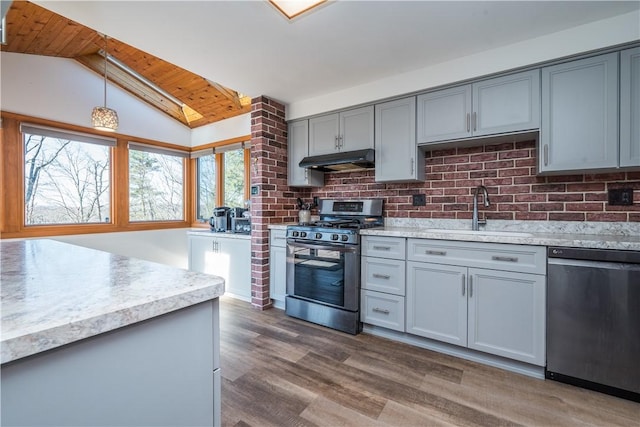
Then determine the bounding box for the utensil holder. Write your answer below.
[298,209,311,225]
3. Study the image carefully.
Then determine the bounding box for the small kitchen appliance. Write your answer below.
[285,199,384,334]
[210,207,230,232]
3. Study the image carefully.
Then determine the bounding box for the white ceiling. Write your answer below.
[33,1,640,107]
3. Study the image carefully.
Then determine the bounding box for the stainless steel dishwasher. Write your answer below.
[546,246,640,402]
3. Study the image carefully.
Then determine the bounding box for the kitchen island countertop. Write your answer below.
[1,239,225,364]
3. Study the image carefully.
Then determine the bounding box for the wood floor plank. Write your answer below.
[219,297,640,427]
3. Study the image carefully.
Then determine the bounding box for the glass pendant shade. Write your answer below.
[91,106,119,132]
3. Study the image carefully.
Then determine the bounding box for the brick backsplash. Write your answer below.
[299,141,640,222]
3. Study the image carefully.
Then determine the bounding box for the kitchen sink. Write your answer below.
[424,229,534,237]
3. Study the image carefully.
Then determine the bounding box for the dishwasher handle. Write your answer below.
[548,246,640,264]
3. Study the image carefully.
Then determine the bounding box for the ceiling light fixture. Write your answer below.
[91,34,118,132]
[268,0,327,20]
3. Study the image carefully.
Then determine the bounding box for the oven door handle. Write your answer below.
[287,240,357,253]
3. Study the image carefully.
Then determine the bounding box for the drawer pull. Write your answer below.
[373,246,391,251]
[461,275,466,296]
[492,255,518,262]
[425,250,447,256]
[373,307,390,314]
[373,273,391,280]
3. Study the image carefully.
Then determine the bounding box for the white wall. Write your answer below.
[287,10,640,119]
[54,229,192,269]
[0,52,192,146]
[190,113,251,146]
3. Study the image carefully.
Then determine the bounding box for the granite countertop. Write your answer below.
[361,226,640,251]
[1,239,225,364]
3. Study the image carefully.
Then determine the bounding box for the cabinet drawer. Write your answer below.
[361,290,405,332]
[407,239,546,275]
[361,257,405,295]
[270,229,287,248]
[361,236,406,259]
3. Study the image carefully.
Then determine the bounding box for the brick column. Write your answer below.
[249,96,290,310]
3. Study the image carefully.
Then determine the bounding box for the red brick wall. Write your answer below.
[306,141,640,222]
[249,96,300,310]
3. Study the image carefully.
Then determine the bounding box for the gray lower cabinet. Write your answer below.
[360,236,406,332]
[1,300,221,427]
[540,52,619,173]
[621,47,640,168]
[417,69,540,144]
[405,239,546,366]
[288,120,324,187]
[189,234,251,301]
[308,106,374,156]
[374,96,425,182]
[269,229,287,309]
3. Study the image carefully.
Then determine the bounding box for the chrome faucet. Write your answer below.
[472,185,490,231]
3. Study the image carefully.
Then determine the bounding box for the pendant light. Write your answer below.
[91,34,119,132]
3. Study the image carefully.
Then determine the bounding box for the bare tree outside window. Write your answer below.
[224,149,245,208]
[129,149,184,221]
[197,154,216,220]
[24,133,111,225]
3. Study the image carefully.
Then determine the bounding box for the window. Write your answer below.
[22,124,113,225]
[194,143,249,221]
[223,148,246,208]
[128,143,187,221]
[196,153,216,220]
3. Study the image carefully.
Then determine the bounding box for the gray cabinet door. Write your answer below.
[309,113,339,156]
[418,84,472,143]
[473,70,540,137]
[375,97,424,182]
[288,120,323,187]
[540,52,619,173]
[340,105,374,151]
[620,47,640,168]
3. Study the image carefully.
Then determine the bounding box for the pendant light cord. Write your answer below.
[103,34,108,108]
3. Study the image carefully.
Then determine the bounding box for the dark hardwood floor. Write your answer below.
[219,297,639,426]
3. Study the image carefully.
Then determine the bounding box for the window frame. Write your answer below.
[0,112,194,239]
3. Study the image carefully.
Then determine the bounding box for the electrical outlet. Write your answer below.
[313,196,319,206]
[608,188,634,206]
[412,194,426,206]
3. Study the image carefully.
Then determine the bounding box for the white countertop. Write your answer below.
[361,226,640,251]
[1,239,225,364]
[187,229,251,239]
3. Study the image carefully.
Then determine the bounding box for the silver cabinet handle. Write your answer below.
[492,255,518,262]
[373,246,391,251]
[473,112,477,131]
[304,168,308,179]
[411,157,415,175]
[469,275,473,298]
[425,250,447,256]
[373,307,390,314]
[373,273,391,280]
[466,113,470,132]
[544,144,549,166]
[462,275,466,296]
[335,136,339,150]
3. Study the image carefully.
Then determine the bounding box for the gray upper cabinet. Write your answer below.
[418,85,472,143]
[308,106,374,156]
[417,70,540,144]
[620,47,640,168]
[375,97,424,182]
[540,52,619,174]
[288,120,324,187]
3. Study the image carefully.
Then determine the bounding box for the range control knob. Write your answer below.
[299,232,307,238]
[341,235,349,242]
[315,233,322,239]
[331,234,339,241]
[292,231,299,237]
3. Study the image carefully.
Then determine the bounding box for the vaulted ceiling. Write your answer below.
[0,1,251,129]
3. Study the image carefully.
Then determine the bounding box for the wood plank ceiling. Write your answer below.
[0,1,251,128]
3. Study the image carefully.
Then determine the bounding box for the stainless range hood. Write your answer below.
[298,149,375,172]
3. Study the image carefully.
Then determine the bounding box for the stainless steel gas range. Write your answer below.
[285,199,384,334]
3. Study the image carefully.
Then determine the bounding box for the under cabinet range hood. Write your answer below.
[298,149,375,172]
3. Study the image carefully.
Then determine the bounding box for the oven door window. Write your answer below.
[291,245,346,307]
